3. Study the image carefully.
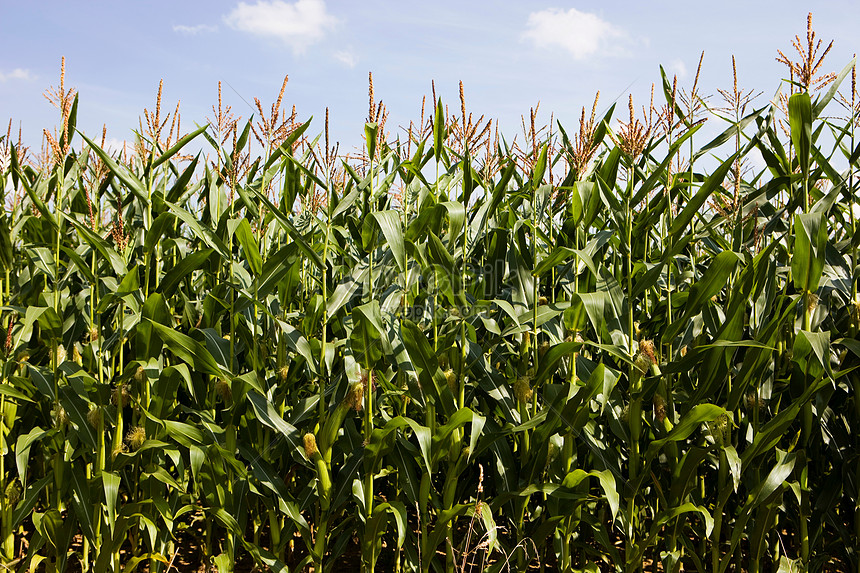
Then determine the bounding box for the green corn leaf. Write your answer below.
[198,328,232,371]
[350,300,385,370]
[58,245,96,284]
[275,318,318,375]
[263,118,312,170]
[813,57,855,116]
[80,132,149,203]
[0,214,13,272]
[724,445,742,493]
[742,374,829,465]
[402,418,433,476]
[532,144,548,188]
[788,92,812,177]
[249,185,324,271]
[238,442,310,531]
[426,503,472,557]
[167,153,201,203]
[232,217,263,276]
[365,122,378,165]
[162,420,205,446]
[437,201,466,244]
[401,319,456,418]
[632,503,715,566]
[791,212,826,292]
[28,246,57,282]
[0,383,34,403]
[145,318,226,377]
[62,213,127,276]
[532,246,577,278]
[486,161,516,221]
[11,475,52,530]
[364,417,410,473]
[692,107,763,161]
[533,341,583,385]
[594,469,620,521]
[247,390,301,451]
[391,440,422,503]
[663,250,742,342]
[26,364,55,401]
[15,427,46,489]
[137,293,171,361]
[670,151,738,240]
[69,467,96,543]
[151,123,208,169]
[668,447,711,502]
[158,248,214,298]
[372,210,406,273]
[373,501,407,549]
[433,98,446,168]
[58,387,97,450]
[793,329,832,378]
[143,212,176,255]
[102,471,120,534]
[645,404,727,462]
[164,199,230,258]
[61,94,78,151]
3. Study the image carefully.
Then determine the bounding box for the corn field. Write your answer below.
[2,18,860,573]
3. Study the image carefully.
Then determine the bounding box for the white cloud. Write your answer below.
[224,0,338,54]
[333,49,357,68]
[173,24,218,35]
[667,59,687,79]
[0,68,34,82]
[521,8,627,60]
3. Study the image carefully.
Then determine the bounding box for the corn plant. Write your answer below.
[2,14,860,573]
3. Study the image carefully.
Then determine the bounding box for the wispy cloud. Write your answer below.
[224,0,338,54]
[173,24,219,35]
[667,59,687,79]
[521,8,628,60]
[333,49,357,68]
[0,68,34,82]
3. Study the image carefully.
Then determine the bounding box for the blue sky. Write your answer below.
[1,1,859,157]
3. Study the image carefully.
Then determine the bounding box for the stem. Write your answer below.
[626,162,643,572]
[362,138,376,573]
[712,452,728,573]
[627,164,640,477]
[800,162,812,568]
[318,181,333,421]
